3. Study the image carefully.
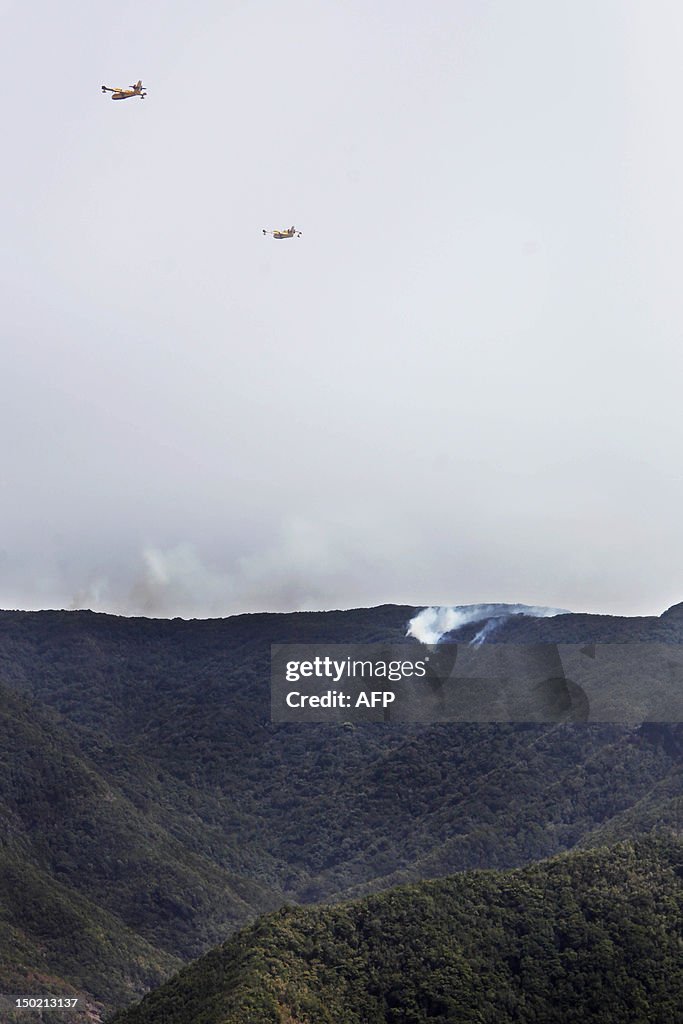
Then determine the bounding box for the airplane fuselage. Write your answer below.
[102,85,145,100]
[263,227,300,239]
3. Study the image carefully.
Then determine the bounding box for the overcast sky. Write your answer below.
[0,0,681,618]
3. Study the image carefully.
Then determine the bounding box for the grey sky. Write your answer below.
[0,0,681,618]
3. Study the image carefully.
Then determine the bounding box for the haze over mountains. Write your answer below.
[0,602,681,1019]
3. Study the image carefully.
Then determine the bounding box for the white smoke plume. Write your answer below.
[64,519,378,618]
[127,544,234,617]
[407,603,568,645]
[470,617,506,647]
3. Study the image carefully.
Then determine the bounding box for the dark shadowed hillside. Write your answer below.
[0,603,680,1016]
[112,835,683,1024]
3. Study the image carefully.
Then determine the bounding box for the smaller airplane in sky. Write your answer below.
[101,80,147,100]
[262,226,302,239]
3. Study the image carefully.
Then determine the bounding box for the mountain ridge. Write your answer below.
[111,834,683,1024]
[0,603,679,1016]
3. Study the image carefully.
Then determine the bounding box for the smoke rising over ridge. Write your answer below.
[0,536,673,621]
[407,605,568,645]
[59,525,379,617]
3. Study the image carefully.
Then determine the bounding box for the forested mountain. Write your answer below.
[0,603,680,1017]
[113,835,683,1024]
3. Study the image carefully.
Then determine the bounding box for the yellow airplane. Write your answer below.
[262,226,302,239]
[101,80,147,100]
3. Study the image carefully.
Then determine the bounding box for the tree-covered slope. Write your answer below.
[0,681,279,949]
[0,681,280,1017]
[0,844,180,1019]
[112,834,683,1024]
[0,604,680,1015]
